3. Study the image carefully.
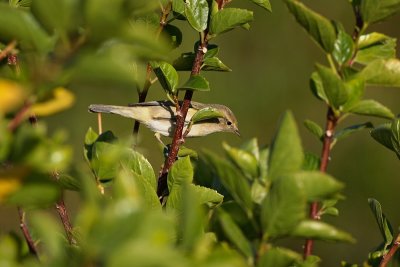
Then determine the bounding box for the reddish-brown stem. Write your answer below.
[133,3,171,137]
[303,107,338,258]
[379,235,400,267]
[52,172,77,245]
[7,102,31,131]
[0,40,17,61]
[157,40,207,196]
[17,207,39,258]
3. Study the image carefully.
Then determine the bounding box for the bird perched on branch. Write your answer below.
[88,101,240,137]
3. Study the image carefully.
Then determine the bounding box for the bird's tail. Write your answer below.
[88,104,139,120]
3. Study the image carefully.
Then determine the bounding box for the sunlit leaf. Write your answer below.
[210,8,253,36]
[360,59,400,87]
[285,0,336,52]
[184,0,208,32]
[292,220,355,242]
[268,111,303,182]
[261,174,306,238]
[178,75,210,92]
[0,79,26,114]
[368,198,394,250]
[30,87,75,116]
[348,100,394,119]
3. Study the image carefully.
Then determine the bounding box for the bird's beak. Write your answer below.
[234,128,241,137]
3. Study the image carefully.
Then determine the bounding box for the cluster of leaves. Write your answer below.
[286,0,400,142]
[195,111,353,267]
[285,0,400,266]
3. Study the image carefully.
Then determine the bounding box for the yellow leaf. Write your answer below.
[0,79,26,114]
[0,167,29,202]
[30,87,75,116]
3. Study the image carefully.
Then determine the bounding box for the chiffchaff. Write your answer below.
[88,101,240,137]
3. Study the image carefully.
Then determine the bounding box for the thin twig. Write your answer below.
[133,2,172,138]
[97,113,103,134]
[0,40,17,61]
[52,172,77,246]
[379,234,400,267]
[7,102,31,131]
[17,207,39,258]
[303,107,338,258]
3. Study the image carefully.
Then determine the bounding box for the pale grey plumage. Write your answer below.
[88,101,239,137]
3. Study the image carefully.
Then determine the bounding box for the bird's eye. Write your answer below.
[226,121,232,126]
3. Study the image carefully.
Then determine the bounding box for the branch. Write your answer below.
[303,107,338,258]
[157,33,209,196]
[18,207,39,258]
[379,234,400,267]
[0,40,17,61]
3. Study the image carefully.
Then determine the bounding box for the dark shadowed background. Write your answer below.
[1,1,400,265]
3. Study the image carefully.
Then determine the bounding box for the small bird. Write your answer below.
[88,101,240,137]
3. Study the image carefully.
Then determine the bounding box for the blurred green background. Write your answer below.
[1,0,400,265]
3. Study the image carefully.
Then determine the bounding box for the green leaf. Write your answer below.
[249,0,272,12]
[217,209,253,260]
[316,64,348,110]
[261,174,306,238]
[0,3,53,53]
[202,57,232,72]
[360,59,400,87]
[223,142,259,179]
[172,0,185,18]
[8,183,60,208]
[173,52,196,71]
[334,122,373,143]
[122,149,156,190]
[257,247,301,267]
[58,173,81,191]
[240,138,260,161]
[190,107,224,123]
[91,141,122,182]
[390,119,400,157]
[30,212,64,259]
[268,111,303,182]
[360,0,400,24]
[333,26,354,66]
[168,156,193,191]
[295,171,344,201]
[342,78,365,110]
[202,151,253,215]
[191,184,223,207]
[164,24,183,49]
[285,0,336,52]
[355,33,396,64]
[310,71,328,102]
[114,169,161,211]
[184,0,209,32]
[151,61,179,94]
[292,220,355,243]
[83,127,99,162]
[178,75,210,92]
[31,0,77,35]
[179,184,205,251]
[368,198,394,250]
[348,99,394,119]
[210,8,253,36]
[304,119,323,141]
[370,123,394,151]
[302,152,320,171]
